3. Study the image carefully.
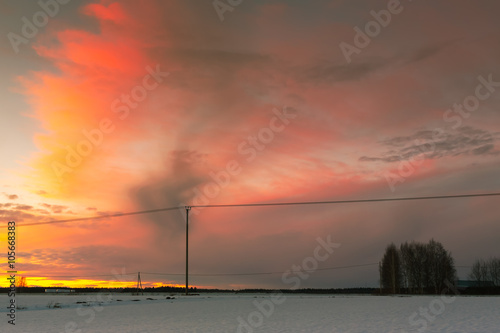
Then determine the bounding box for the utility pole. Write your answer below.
[185,206,191,296]
[136,272,143,295]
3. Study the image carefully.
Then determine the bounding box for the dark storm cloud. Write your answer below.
[131,150,208,238]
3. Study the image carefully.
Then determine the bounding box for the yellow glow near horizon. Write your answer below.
[0,276,187,289]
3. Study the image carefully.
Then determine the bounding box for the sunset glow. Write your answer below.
[1,0,499,290]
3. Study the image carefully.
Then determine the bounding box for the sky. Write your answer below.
[0,0,499,290]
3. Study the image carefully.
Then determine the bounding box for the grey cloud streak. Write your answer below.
[359,126,499,163]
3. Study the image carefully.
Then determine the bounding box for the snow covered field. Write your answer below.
[2,293,500,332]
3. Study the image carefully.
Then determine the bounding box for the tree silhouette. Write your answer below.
[382,240,456,294]
[470,257,500,287]
[380,243,402,294]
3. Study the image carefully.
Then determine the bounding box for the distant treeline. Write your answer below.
[0,286,376,295]
[470,257,500,287]
[1,285,498,295]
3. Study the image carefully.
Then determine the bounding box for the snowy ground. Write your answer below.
[1,293,500,332]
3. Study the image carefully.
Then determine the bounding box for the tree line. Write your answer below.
[470,257,500,287]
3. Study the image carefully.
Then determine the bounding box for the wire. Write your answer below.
[16,263,379,280]
[193,192,500,208]
[11,192,500,227]
[16,206,180,227]
[142,263,380,277]
[17,264,474,279]
[14,262,477,282]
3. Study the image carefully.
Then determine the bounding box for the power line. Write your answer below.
[313,263,379,272]
[16,263,380,280]
[16,206,180,227]
[193,192,500,208]
[16,262,475,280]
[28,265,473,278]
[144,263,381,276]
[11,192,500,227]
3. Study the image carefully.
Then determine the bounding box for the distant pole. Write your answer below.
[137,272,143,295]
[185,207,191,296]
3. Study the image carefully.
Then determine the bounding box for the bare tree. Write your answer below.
[426,239,457,293]
[399,242,411,293]
[470,259,486,287]
[380,243,402,294]
[414,242,428,294]
[488,257,500,286]
[395,240,456,294]
[471,257,500,287]
[400,241,424,294]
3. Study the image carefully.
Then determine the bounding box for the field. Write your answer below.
[1,293,500,332]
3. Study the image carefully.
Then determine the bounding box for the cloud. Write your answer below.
[17,245,144,281]
[3,193,18,200]
[40,203,70,214]
[0,208,43,223]
[359,126,499,163]
[0,202,99,224]
[303,58,388,83]
[12,204,33,210]
[169,49,272,69]
[130,150,208,239]
[302,42,452,85]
